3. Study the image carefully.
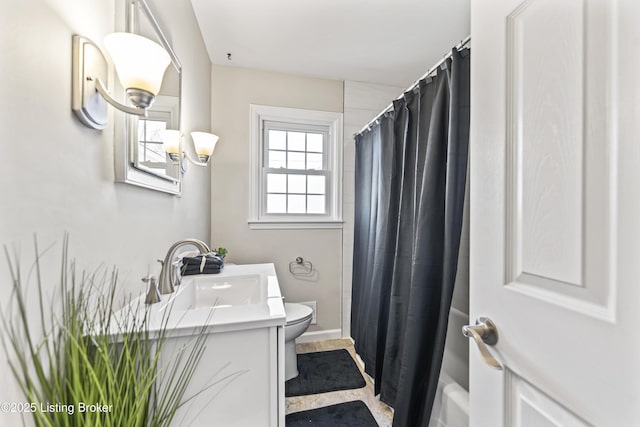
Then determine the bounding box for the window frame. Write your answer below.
[137,112,171,166]
[249,104,343,229]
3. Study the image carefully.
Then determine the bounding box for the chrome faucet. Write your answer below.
[158,238,211,294]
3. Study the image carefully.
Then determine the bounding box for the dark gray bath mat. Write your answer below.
[286,400,378,427]
[285,349,366,397]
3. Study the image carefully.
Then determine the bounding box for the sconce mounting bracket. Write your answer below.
[72,35,109,130]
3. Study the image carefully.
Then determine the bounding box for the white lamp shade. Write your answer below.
[104,33,171,95]
[191,132,219,157]
[161,129,181,155]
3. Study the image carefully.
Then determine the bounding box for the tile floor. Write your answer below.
[286,338,394,426]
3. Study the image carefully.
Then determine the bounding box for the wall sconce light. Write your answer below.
[162,129,183,163]
[191,132,219,163]
[161,130,219,168]
[72,33,171,130]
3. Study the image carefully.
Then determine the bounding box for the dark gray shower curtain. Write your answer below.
[351,48,470,426]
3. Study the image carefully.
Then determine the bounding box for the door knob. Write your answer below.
[462,316,502,370]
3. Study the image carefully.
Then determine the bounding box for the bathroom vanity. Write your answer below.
[117,263,286,426]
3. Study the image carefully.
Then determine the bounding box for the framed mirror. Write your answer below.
[114,0,182,195]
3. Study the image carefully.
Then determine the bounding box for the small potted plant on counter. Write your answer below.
[214,247,228,260]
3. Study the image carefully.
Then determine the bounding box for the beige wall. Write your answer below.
[210,65,344,334]
[0,0,211,410]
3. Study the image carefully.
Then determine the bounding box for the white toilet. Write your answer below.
[284,302,313,381]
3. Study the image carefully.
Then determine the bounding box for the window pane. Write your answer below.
[288,132,306,151]
[269,130,286,150]
[138,121,146,140]
[145,120,166,141]
[268,150,286,168]
[307,175,325,194]
[267,194,286,213]
[145,144,165,163]
[288,174,306,193]
[267,173,286,193]
[306,153,323,170]
[307,195,326,214]
[288,195,306,213]
[287,152,306,169]
[307,133,323,152]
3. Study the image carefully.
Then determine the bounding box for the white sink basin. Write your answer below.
[169,273,267,310]
[151,263,285,333]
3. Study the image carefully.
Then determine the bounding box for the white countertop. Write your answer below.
[111,263,286,339]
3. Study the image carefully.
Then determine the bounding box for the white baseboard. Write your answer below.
[296,328,343,343]
[354,352,366,370]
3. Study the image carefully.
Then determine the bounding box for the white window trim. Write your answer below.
[249,104,343,230]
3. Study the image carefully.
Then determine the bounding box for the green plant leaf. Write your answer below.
[0,235,228,427]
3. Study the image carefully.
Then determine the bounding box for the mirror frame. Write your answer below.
[113,0,183,195]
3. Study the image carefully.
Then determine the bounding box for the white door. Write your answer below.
[470,0,640,425]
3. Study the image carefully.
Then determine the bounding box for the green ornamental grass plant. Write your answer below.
[0,236,222,427]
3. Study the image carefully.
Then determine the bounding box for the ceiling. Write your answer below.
[189,0,470,88]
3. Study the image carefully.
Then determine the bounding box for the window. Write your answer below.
[250,105,343,229]
[137,116,170,166]
[264,123,329,215]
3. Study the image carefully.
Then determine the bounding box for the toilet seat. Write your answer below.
[283,303,314,381]
[285,303,313,326]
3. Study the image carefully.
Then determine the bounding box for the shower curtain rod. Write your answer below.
[356,34,471,136]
